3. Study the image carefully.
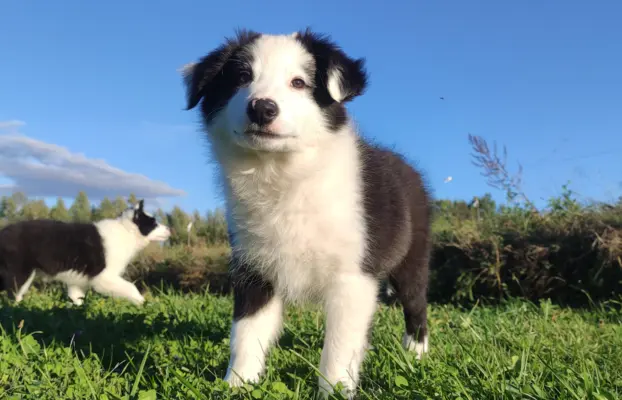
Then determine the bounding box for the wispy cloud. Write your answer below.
[0,121,186,201]
[0,120,26,130]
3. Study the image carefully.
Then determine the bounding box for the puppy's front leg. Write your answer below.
[90,274,145,306]
[67,284,87,306]
[224,272,283,387]
[318,272,378,398]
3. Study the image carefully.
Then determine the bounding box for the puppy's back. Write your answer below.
[0,219,107,277]
[357,138,432,277]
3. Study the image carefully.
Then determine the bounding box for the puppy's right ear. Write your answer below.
[181,44,234,110]
[182,30,260,110]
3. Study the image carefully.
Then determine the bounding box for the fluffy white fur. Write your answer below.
[327,67,346,103]
[219,125,369,397]
[224,295,284,385]
[14,271,35,303]
[208,35,345,154]
[85,209,170,305]
[192,35,372,398]
[185,32,428,398]
[403,333,429,359]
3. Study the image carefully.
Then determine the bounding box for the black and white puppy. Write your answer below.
[182,29,432,397]
[0,200,170,306]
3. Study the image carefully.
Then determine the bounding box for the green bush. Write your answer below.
[430,190,622,307]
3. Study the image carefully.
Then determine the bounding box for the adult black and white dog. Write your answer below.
[182,29,432,397]
[0,200,170,306]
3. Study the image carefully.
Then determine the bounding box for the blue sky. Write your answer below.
[1,0,621,213]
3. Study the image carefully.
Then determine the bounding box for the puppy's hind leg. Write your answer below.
[11,269,36,304]
[0,255,34,304]
[390,232,431,359]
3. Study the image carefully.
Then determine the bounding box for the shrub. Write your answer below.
[430,191,622,306]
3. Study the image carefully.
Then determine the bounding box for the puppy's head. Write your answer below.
[182,29,368,153]
[120,200,171,242]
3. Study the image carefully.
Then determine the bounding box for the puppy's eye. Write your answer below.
[291,78,306,89]
[238,71,252,85]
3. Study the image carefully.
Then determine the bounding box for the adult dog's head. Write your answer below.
[182,29,368,153]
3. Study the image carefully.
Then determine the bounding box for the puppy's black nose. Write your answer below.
[247,98,279,125]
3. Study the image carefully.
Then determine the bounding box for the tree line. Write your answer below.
[0,190,502,244]
[0,191,229,246]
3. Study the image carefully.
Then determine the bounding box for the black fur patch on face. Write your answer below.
[184,30,261,123]
[132,200,158,237]
[295,28,369,131]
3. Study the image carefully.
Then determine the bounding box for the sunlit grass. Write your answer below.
[1,288,621,399]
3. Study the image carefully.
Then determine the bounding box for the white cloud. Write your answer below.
[0,121,186,201]
[0,120,26,129]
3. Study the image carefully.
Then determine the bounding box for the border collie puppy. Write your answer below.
[0,200,170,306]
[182,29,432,397]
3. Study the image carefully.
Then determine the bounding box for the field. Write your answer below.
[1,288,621,400]
[2,140,622,399]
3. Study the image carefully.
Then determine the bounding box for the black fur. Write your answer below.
[185,28,431,348]
[184,30,261,119]
[296,28,368,131]
[230,257,275,320]
[0,220,106,295]
[358,139,433,342]
[133,200,159,236]
[184,28,369,133]
[0,200,160,300]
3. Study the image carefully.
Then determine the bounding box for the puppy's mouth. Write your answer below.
[150,232,170,242]
[236,129,295,139]
[151,235,169,242]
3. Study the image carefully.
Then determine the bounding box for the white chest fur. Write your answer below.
[222,133,366,303]
[95,219,147,276]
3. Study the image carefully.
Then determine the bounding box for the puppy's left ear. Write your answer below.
[326,54,368,103]
[137,199,144,210]
[296,29,369,103]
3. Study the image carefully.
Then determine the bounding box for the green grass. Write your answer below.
[1,287,621,400]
